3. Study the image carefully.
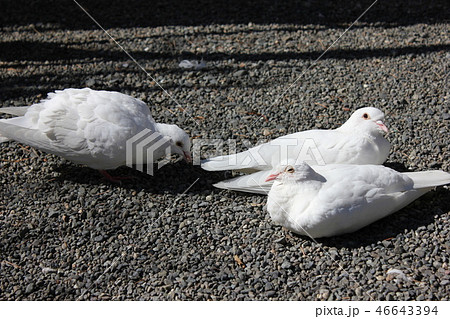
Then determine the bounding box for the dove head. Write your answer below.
[340,107,389,135]
[156,124,192,163]
[265,162,326,185]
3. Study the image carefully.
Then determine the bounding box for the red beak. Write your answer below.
[376,120,389,133]
[265,173,280,182]
[183,151,192,163]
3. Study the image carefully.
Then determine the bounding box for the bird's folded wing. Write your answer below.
[0,106,30,116]
[402,170,450,189]
[213,170,273,194]
[0,121,81,157]
[201,143,273,172]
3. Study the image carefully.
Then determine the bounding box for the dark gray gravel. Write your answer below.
[0,1,449,301]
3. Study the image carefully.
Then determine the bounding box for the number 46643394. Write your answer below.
[375,305,438,316]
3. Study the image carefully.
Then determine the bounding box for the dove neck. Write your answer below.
[337,121,381,137]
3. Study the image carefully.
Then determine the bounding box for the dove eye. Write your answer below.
[176,141,183,147]
[362,113,370,120]
[285,166,295,173]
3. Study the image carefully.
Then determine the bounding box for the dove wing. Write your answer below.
[0,88,157,169]
[301,165,426,237]
[213,170,272,194]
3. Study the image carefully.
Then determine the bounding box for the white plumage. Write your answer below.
[0,88,191,178]
[213,169,274,194]
[201,107,390,172]
[262,163,450,238]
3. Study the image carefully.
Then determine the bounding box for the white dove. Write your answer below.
[263,163,450,238]
[201,107,390,172]
[0,88,192,182]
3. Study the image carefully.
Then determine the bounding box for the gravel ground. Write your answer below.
[0,1,449,301]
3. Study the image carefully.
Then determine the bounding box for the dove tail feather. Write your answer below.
[201,154,240,171]
[0,107,32,144]
[0,121,55,151]
[201,150,268,172]
[403,170,450,189]
[0,106,30,116]
[213,170,273,194]
[0,135,10,143]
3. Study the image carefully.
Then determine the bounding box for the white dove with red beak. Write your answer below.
[264,163,450,238]
[0,88,192,182]
[202,107,390,172]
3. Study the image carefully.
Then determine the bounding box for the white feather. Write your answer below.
[202,107,391,171]
[213,170,272,194]
[0,106,30,116]
[179,59,206,70]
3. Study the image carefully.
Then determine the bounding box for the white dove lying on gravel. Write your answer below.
[0,88,191,182]
[201,107,390,172]
[263,163,450,238]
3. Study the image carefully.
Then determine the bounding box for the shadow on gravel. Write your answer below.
[1,0,448,29]
[383,161,410,172]
[2,39,448,103]
[2,40,448,64]
[51,161,227,195]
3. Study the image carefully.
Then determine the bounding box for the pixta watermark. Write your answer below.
[126,130,325,175]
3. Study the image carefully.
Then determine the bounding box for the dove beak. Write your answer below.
[375,120,389,133]
[265,173,280,182]
[183,151,192,163]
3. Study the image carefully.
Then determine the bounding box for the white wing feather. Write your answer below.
[213,170,272,194]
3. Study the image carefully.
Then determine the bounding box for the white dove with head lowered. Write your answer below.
[0,88,191,181]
